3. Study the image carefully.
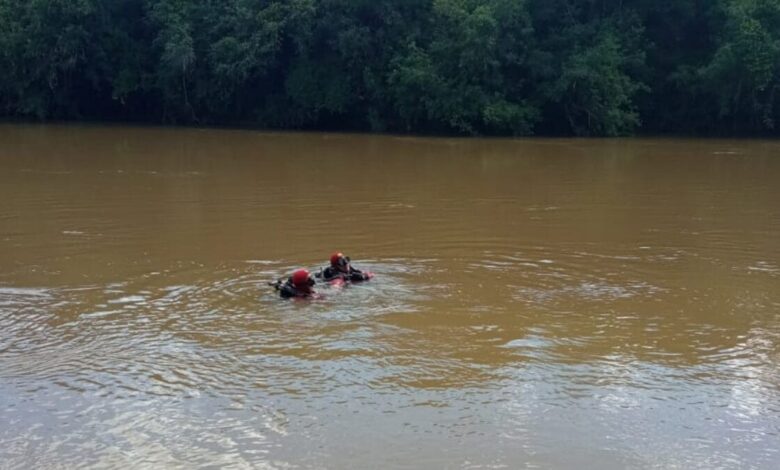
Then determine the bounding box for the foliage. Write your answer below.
[698,0,780,132]
[0,0,778,136]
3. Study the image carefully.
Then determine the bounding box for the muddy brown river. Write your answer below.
[1,124,779,469]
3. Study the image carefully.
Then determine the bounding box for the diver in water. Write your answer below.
[317,252,372,283]
[272,269,317,298]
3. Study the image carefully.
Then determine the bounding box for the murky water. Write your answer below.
[1,124,779,469]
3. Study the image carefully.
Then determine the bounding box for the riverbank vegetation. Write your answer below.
[1,0,778,136]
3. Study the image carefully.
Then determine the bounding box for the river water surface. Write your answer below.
[1,124,779,469]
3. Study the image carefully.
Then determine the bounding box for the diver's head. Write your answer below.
[291,269,315,292]
[330,252,351,273]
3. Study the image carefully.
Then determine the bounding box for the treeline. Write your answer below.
[1,0,779,136]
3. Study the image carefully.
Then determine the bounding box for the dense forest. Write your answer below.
[1,0,779,136]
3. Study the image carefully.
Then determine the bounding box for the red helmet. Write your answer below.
[330,252,345,267]
[291,269,313,288]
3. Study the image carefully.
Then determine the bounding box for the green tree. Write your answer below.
[0,0,111,119]
[528,0,647,136]
[148,0,198,121]
[551,31,646,136]
[389,0,538,135]
[699,0,780,132]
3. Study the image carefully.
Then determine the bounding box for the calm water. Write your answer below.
[1,124,779,469]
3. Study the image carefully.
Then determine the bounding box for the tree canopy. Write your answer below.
[1,0,778,136]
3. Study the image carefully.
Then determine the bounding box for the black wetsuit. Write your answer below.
[318,266,370,282]
[276,279,312,298]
